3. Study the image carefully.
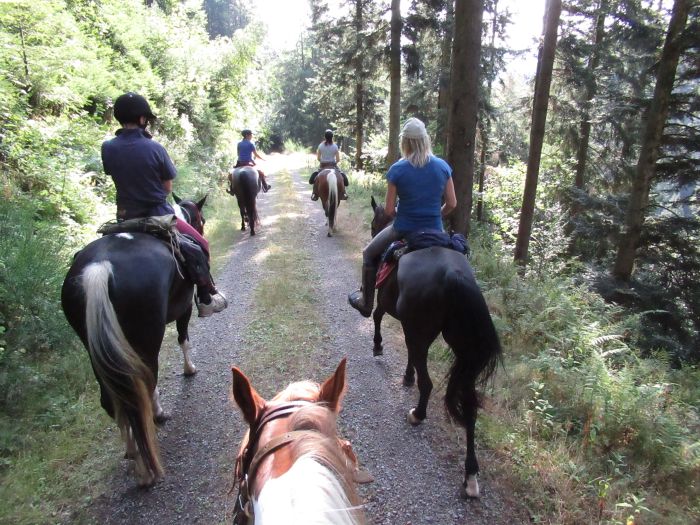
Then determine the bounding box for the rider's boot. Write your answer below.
[348,264,377,318]
[259,171,271,192]
[196,284,228,318]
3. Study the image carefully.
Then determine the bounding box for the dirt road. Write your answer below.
[87,156,524,524]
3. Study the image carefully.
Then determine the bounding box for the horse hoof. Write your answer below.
[327,232,332,237]
[373,345,383,356]
[250,231,256,236]
[154,411,171,425]
[403,376,415,387]
[183,366,197,376]
[461,476,480,499]
[407,409,423,426]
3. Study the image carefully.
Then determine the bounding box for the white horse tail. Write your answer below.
[82,261,163,485]
[327,170,338,235]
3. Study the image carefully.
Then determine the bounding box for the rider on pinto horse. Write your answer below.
[309,129,349,201]
[348,117,457,317]
[235,129,271,192]
[101,92,228,317]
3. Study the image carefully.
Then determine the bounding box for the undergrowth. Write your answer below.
[468,227,700,525]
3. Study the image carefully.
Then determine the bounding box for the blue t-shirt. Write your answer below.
[237,139,256,163]
[386,156,452,233]
[101,128,176,219]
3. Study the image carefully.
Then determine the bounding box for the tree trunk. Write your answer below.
[435,1,455,153]
[354,0,365,170]
[574,0,607,191]
[513,0,562,266]
[445,0,483,236]
[386,0,402,167]
[613,0,690,280]
[477,0,499,223]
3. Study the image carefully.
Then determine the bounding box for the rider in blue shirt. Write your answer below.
[348,117,457,317]
[235,130,271,192]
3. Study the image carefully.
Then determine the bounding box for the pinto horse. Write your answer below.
[231,359,366,525]
[229,166,260,236]
[314,168,345,237]
[368,196,502,498]
[60,196,207,486]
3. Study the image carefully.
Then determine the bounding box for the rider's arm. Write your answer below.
[385,182,398,218]
[334,149,340,164]
[441,177,457,217]
[253,146,266,162]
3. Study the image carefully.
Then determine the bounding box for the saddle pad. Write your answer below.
[375,261,397,289]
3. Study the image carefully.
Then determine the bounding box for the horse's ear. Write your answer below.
[196,194,208,210]
[173,193,182,204]
[232,366,266,426]
[319,358,347,413]
[371,196,377,210]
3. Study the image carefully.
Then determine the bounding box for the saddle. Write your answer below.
[375,230,470,289]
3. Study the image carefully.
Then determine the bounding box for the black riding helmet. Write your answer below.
[113,92,156,125]
[324,129,334,141]
[242,129,252,137]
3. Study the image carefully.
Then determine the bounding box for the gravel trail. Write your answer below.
[87,155,526,524]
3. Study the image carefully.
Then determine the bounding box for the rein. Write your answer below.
[233,401,314,525]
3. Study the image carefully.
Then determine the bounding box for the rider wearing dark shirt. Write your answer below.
[102,92,227,317]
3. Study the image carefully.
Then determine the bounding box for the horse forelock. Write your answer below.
[271,380,321,404]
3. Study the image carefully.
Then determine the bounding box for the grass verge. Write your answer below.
[234,167,331,397]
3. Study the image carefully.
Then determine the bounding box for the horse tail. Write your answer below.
[327,170,338,230]
[82,261,163,483]
[241,171,259,227]
[442,269,502,427]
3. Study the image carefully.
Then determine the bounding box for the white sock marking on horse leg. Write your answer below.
[465,475,480,498]
[180,340,196,375]
[152,387,164,419]
[407,408,423,426]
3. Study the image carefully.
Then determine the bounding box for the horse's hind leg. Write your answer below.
[249,208,256,236]
[462,386,480,498]
[372,306,385,356]
[176,308,196,376]
[402,326,438,425]
[236,196,246,231]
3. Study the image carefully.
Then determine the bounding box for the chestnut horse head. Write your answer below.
[231,359,366,524]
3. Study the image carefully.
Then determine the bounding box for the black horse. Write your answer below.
[60,196,207,487]
[368,196,502,498]
[228,166,260,236]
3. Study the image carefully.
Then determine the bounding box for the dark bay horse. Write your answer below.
[60,196,207,486]
[231,358,366,524]
[368,196,502,498]
[315,168,344,237]
[228,166,260,236]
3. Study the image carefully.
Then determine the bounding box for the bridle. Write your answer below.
[232,401,316,525]
[177,201,205,234]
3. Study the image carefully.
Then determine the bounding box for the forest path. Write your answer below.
[87,155,522,524]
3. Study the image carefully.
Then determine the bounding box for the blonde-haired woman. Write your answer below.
[349,117,457,317]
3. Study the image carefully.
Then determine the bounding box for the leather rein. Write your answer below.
[232,401,315,525]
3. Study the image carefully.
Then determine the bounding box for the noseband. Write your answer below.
[233,400,315,525]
